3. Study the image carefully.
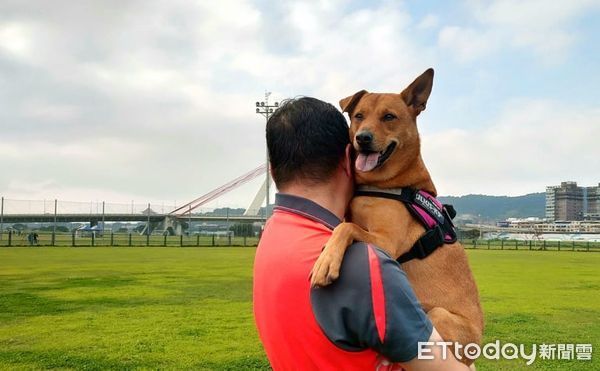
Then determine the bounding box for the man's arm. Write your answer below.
[311,242,470,369]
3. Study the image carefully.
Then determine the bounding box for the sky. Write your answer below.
[0,0,599,210]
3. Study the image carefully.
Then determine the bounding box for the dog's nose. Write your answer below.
[356,131,373,146]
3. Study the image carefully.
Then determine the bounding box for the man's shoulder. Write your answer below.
[346,241,397,262]
[333,241,408,285]
[310,241,432,361]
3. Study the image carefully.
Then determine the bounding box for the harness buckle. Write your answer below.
[442,206,456,228]
[414,225,445,259]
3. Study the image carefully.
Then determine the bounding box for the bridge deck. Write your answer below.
[0,214,266,223]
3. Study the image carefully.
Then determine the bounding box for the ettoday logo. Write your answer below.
[417,341,593,365]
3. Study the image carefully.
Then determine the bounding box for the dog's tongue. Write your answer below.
[355,152,380,172]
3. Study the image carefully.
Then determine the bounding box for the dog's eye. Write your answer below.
[354,113,364,120]
[383,113,397,122]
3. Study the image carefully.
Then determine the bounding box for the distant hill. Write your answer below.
[201,207,246,217]
[438,193,545,221]
[200,194,546,223]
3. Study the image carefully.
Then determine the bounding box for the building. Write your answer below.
[546,182,600,221]
[497,217,600,233]
[555,182,584,221]
[545,185,558,220]
[545,182,583,221]
[586,184,600,219]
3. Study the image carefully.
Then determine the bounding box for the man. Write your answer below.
[253,97,469,370]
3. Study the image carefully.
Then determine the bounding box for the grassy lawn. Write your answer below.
[0,247,266,370]
[468,250,599,370]
[0,247,598,370]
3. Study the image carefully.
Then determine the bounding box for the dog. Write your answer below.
[310,68,484,366]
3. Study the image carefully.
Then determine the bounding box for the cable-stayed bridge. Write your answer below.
[0,164,272,235]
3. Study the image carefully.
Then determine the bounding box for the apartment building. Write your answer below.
[546,181,600,221]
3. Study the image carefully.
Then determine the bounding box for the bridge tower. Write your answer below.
[243,179,272,217]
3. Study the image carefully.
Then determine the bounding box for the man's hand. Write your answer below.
[400,327,472,371]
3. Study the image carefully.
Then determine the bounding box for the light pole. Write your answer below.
[256,91,279,219]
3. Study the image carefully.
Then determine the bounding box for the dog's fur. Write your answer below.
[310,69,484,365]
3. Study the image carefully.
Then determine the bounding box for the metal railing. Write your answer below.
[460,238,600,252]
[0,231,259,248]
[3,232,599,251]
[0,197,179,216]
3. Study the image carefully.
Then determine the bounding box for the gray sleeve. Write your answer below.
[310,242,433,362]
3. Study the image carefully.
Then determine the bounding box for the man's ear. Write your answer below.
[339,90,368,116]
[268,163,275,189]
[342,143,353,178]
[400,68,434,116]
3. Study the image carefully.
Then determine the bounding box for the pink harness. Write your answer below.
[355,186,457,263]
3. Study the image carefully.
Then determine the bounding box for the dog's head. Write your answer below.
[340,68,434,183]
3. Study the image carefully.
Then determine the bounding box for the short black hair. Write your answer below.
[266,97,349,188]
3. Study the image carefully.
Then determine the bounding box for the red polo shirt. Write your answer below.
[253,193,432,370]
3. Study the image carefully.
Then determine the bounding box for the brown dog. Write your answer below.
[310,68,484,365]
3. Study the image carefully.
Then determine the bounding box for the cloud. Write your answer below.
[417,14,440,30]
[0,21,35,59]
[0,0,597,209]
[437,26,498,62]
[228,1,433,99]
[0,0,438,207]
[438,0,600,63]
[422,99,600,196]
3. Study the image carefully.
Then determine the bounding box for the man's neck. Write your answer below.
[279,182,348,221]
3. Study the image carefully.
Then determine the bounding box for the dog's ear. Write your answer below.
[401,68,434,116]
[339,90,368,115]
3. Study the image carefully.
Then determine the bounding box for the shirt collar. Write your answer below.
[274,193,341,230]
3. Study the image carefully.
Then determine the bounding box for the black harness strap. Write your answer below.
[355,186,457,264]
[397,225,445,263]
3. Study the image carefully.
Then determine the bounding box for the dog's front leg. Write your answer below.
[310,222,382,287]
[427,307,482,366]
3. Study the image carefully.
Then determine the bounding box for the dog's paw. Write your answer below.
[309,245,342,288]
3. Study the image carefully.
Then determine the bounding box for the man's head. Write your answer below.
[266,97,352,196]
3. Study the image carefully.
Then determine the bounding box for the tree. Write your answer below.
[12,223,27,231]
[229,223,254,237]
[458,228,481,240]
[39,226,69,233]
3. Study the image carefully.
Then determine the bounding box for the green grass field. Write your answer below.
[0,247,598,370]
